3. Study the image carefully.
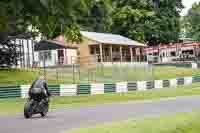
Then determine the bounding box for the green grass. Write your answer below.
[0,69,39,86]
[1,83,200,115]
[0,98,24,114]
[152,66,200,80]
[66,111,200,133]
[1,66,200,85]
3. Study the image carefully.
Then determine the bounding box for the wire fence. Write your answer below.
[2,56,200,86]
[38,55,153,84]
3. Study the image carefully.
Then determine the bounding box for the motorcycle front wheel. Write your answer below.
[24,100,33,119]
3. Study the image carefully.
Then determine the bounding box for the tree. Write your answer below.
[0,0,88,39]
[0,34,18,67]
[0,0,24,67]
[110,0,183,45]
[21,0,87,39]
[78,0,113,32]
[111,0,155,42]
[184,2,200,40]
[146,0,183,45]
[0,0,88,66]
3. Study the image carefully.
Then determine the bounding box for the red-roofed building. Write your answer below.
[144,41,200,63]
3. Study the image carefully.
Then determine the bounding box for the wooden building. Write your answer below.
[78,31,146,64]
[34,31,146,67]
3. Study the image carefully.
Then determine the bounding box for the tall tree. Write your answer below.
[0,0,88,66]
[111,0,155,42]
[0,0,25,67]
[21,0,87,40]
[184,2,200,40]
[146,0,183,45]
[0,0,88,39]
[78,0,113,32]
[110,0,183,45]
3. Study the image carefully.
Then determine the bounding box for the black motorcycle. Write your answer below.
[24,88,49,119]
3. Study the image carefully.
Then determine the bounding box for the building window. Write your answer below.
[39,51,52,61]
[170,51,176,57]
[182,50,194,55]
[90,46,99,55]
[90,47,95,55]
[153,52,158,56]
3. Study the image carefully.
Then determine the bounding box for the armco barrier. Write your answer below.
[177,78,184,85]
[0,86,21,98]
[127,81,137,91]
[77,84,90,95]
[1,75,200,99]
[104,83,115,93]
[192,76,200,83]
[146,81,154,90]
[163,80,170,88]
[48,85,60,96]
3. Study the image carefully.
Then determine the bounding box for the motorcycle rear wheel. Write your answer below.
[41,104,48,117]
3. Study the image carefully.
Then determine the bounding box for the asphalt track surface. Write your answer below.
[1,95,200,133]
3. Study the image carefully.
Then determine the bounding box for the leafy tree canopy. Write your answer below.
[184,2,200,41]
[111,0,183,46]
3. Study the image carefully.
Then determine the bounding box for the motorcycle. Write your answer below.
[24,87,49,119]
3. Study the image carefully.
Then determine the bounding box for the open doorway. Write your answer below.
[58,49,64,65]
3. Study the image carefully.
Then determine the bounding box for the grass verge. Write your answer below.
[1,66,200,85]
[66,111,200,133]
[0,69,38,85]
[1,83,200,115]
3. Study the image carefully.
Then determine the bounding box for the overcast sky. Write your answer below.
[181,0,200,16]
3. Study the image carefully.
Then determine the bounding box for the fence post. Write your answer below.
[56,67,59,84]
[87,57,90,84]
[73,63,75,84]
[43,52,47,80]
[151,64,154,80]
[94,57,97,83]
[78,57,81,84]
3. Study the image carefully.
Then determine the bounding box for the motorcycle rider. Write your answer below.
[28,75,51,104]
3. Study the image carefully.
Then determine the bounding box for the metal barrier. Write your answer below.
[0,86,21,98]
[0,75,199,99]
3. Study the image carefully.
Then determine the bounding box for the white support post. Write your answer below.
[110,45,113,62]
[99,44,103,63]
[120,46,123,62]
[184,77,193,85]
[91,83,104,95]
[137,81,147,91]
[169,79,177,87]
[21,85,31,98]
[60,84,77,96]
[130,47,133,62]
[116,82,128,93]
[154,80,163,89]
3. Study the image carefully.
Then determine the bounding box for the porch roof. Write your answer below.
[34,40,77,51]
[81,31,146,47]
